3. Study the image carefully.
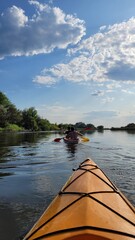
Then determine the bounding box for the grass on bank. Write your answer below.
[0,124,24,132]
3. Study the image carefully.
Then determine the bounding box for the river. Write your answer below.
[0,130,134,240]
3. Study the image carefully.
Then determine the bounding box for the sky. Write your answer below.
[1,0,135,127]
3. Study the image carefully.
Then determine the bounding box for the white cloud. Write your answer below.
[37,104,84,123]
[106,82,121,90]
[102,97,114,104]
[0,1,85,59]
[99,25,107,31]
[37,103,120,126]
[36,103,135,127]
[33,75,57,86]
[91,90,104,96]
[84,110,118,121]
[34,17,135,85]
[121,89,135,94]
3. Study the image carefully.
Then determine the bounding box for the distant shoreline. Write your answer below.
[1,128,135,133]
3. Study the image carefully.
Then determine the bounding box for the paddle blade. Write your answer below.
[84,127,92,131]
[81,136,89,142]
[54,138,62,142]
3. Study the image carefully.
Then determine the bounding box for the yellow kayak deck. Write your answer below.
[23,159,135,240]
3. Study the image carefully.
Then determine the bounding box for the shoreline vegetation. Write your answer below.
[0,91,135,133]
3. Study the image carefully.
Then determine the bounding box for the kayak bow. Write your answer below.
[23,158,135,240]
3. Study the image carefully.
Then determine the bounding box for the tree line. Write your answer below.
[2,91,134,132]
[0,92,59,131]
[0,92,102,132]
[0,91,100,132]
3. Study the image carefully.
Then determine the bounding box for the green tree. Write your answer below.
[97,125,104,131]
[126,123,135,129]
[50,123,59,130]
[75,122,86,129]
[58,123,69,130]
[85,123,96,130]
[37,117,51,131]
[7,105,22,125]
[22,107,38,131]
[0,92,11,107]
[0,92,14,127]
[0,92,22,128]
[0,105,7,127]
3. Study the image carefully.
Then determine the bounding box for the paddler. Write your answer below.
[66,127,82,140]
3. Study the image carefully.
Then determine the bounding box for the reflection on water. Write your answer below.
[0,172,13,178]
[65,143,78,155]
[0,131,135,240]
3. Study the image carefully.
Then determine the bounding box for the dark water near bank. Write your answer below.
[0,131,134,240]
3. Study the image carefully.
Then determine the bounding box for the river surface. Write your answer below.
[0,130,134,240]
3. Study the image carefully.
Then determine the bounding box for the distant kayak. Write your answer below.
[63,137,80,144]
[54,136,89,143]
[23,158,135,240]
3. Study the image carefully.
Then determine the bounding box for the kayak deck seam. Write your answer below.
[63,165,118,193]
[59,190,135,226]
[59,190,118,196]
[71,162,134,213]
[31,226,135,240]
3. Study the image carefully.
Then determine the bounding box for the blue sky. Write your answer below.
[1,0,135,127]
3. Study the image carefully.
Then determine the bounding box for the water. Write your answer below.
[0,131,134,240]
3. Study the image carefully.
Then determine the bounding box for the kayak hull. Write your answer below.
[23,159,135,240]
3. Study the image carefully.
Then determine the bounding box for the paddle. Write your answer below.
[81,136,89,142]
[54,137,63,142]
[84,127,92,131]
[54,127,91,142]
[80,127,92,142]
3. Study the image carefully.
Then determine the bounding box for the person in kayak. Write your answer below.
[64,126,71,139]
[66,127,82,140]
[64,126,71,135]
